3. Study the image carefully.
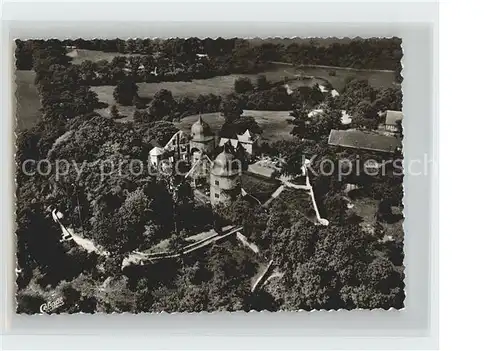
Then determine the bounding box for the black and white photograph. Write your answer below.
[14,36,405,314]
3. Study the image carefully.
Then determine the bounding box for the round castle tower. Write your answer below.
[210,145,242,206]
[190,115,215,160]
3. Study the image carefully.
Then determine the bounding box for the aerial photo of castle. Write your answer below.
[14,36,405,313]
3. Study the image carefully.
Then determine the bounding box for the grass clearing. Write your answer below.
[174,110,294,143]
[137,76,243,97]
[94,103,294,143]
[91,61,396,121]
[269,63,396,91]
[67,49,397,91]
[14,70,41,131]
[17,50,397,130]
[92,74,256,111]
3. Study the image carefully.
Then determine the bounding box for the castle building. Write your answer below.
[187,116,216,184]
[190,115,215,162]
[148,115,247,206]
[218,129,259,158]
[164,130,190,162]
[150,116,216,178]
[210,144,242,206]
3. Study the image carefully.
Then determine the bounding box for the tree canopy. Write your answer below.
[113,77,139,106]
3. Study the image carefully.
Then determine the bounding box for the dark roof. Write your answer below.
[328,129,402,153]
[150,138,161,148]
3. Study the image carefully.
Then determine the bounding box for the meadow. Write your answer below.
[16,51,397,130]
[92,75,247,120]
[66,49,397,92]
[266,62,396,91]
[92,62,396,121]
[174,110,294,143]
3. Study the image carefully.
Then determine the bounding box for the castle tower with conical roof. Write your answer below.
[189,115,215,158]
[210,142,242,206]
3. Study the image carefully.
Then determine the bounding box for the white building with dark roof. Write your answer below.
[380,110,403,134]
[218,129,259,157]
[148,146,166,167]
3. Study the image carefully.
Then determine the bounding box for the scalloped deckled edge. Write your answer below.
[13,38,21,316]
[400,35,407,313]
[13,36,406,315]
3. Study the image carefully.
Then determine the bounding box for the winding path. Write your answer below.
[122,226,243,269]
[262,173,329,226]
[51,209,110,256]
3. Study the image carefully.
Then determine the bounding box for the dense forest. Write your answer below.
[15,39,404,313]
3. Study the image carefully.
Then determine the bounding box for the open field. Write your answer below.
[93,84,295,142]
[66,47,397,88]
[270,63,396,91]
[174,110,294,143]
[92,76,249,121]
[91,61,396,120]
[95,62,395,97]
[137,75,241,97]
[67,49,142,65]
[92,74,258,109]
[14,70,41,131]
[17,52,396,130]
[69,47,395,90]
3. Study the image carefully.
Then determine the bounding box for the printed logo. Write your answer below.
[40,296,65,314]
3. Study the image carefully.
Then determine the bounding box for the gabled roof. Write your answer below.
[384,110,403,126]
[236,129,257,142]
[219,138,239,148]
[164,130,188,149]
[328,129,402,153]
[219,129,258,147]
[149,146,165,156]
